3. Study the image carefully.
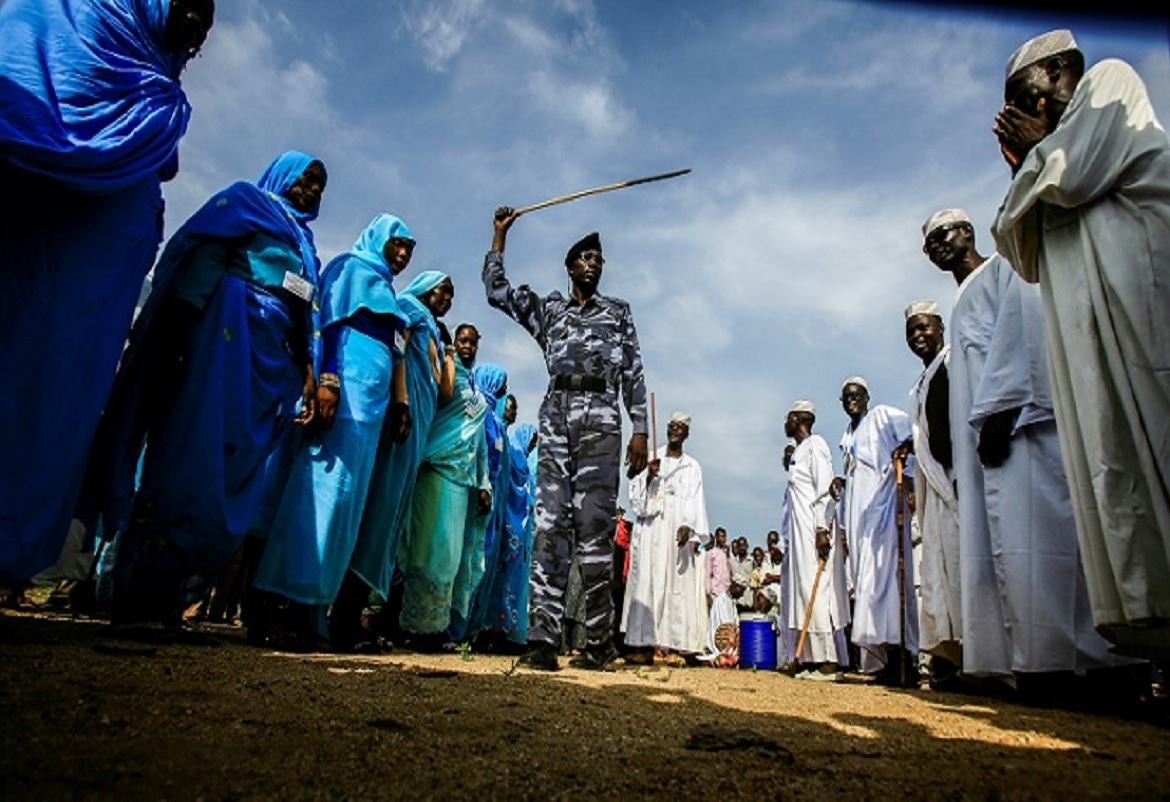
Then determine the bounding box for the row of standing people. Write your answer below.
[93,179,543,652]
[775,27,1170,693]
[0,0,547,649]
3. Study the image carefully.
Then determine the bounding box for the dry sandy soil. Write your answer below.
[2,610,1168,801]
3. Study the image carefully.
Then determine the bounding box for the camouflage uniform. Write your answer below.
[483,250,647,648]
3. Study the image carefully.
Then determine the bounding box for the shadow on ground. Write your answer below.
[2,613,1167,800]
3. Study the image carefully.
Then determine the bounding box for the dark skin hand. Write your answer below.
[677,525,694,547]
[994,99,1050,174]
[815,528,831,562]
[829,476,845,501]
[387,402,412,444]
[315,385,338,430]
[294,367,317,426]
[892,438,914,465]
[626,434,649,478]
[477,489,492,517]
[978,407,1021,468]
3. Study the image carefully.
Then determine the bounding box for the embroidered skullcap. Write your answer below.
[904,300,941,320]
[669,411,692,428]
[922,208,970,239]
[789,400,816,415]
[565,231,602,267]
[1006,29,1079,81]
[841,376,868,392]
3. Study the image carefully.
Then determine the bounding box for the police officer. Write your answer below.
[483,207,649,670]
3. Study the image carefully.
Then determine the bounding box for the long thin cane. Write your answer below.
[895,455,907,687]
[513,169,691,217]
[650,392,657,459]
[794,556,827,663]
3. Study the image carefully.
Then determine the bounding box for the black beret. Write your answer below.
[564,231,602,267]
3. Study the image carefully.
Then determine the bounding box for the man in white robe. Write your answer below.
[992,29,1170,661]
[621,411,709,659]
[784,401,850,680]
[839,377,917,682]
[899,301,963,677]
[775,446,797,669]
[923,207,1120,680]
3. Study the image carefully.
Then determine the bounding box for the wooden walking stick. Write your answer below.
[650,392,657,458]
[513,169,691,217]
[895,454,908,687]
[794,555,827,663]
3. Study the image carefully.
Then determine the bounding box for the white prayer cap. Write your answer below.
[922,208,970,239]
[905,300,941,320]
[1006,29,1079,81]
[669,411,691,427]
[841,376,868,392]
[789,399,816,415]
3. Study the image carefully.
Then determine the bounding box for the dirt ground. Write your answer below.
[2,610,1168,801]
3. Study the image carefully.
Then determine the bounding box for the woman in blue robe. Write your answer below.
[487,421,538,646]
[0,0,214,583]
[252,214,414,647]
[83,150,325,627]
[398,327,492,648]
[329,270,455,649]
[450,365,511,643]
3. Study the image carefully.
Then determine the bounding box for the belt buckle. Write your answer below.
[569,375,583,391]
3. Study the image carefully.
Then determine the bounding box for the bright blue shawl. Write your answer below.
[398,270,447,346]
[0,0,193,193]
[318,214,413,329]
[81,151,325,535]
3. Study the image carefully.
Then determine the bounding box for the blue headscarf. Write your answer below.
[257,150,325,225]
[472,364,508,406]
[510,423,538,455]
[144,150,325,313]
[318,213,414,329]
[350,213,415,271]
[399,270,449,346]
[0,0,194,193]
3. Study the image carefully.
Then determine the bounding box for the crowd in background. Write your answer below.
[2,2,1168,713]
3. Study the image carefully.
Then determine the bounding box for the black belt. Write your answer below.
[552,374,608,393]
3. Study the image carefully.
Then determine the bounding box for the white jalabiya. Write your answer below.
[908,346,962,660]
[950,255,1119,675]
[840,405,917,671]
[993,59,1170,660]
[775,485,795,665]
[621,449,710,653]
[783,435,850,663]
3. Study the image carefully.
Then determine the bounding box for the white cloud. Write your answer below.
[399,0,489,72]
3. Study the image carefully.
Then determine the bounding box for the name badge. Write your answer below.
[394,329,406,353]
[281,271,314,302]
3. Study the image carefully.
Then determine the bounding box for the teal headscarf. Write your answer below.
[350,213,414,272]
[400,270,449,347]
[318,213,413,328]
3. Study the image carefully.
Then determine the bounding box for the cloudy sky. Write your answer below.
[164,0,1169,545]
